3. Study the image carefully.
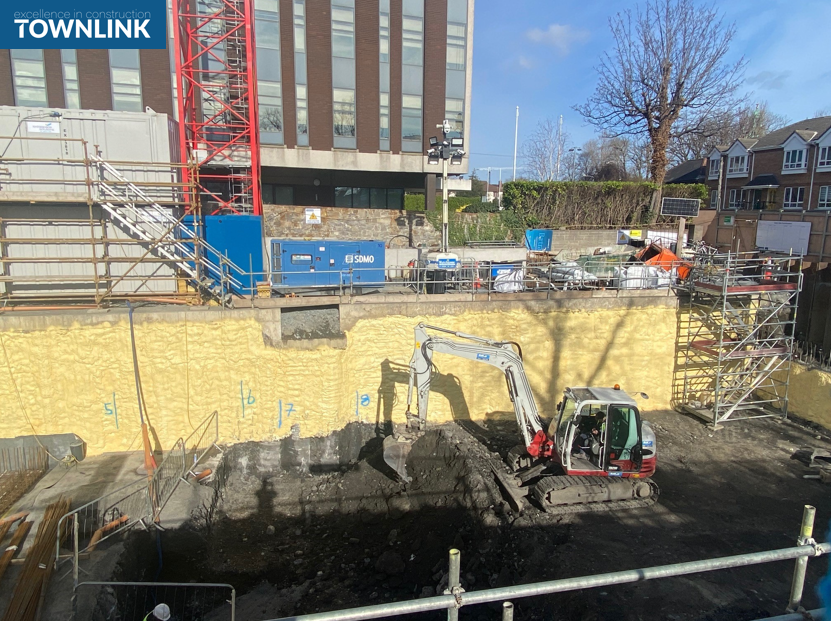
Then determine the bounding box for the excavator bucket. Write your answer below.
[382,435,413,483]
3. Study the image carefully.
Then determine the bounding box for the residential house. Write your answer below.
[704,116,831,212]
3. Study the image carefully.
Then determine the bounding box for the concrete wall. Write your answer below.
[0,293,677,457]
[263,205,440,247]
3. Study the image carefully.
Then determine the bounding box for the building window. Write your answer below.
[445,98,464,139]
[60,49,80,109]
[708,157,720,178]
[256,0,284,145]
[727,155,746,175]
[294,0,308,146]
[10,49,48,107]
[333,88,356,139]
[379,0,390,150]
[783,148,806,170]
[380,92,390,140]
[262,184,294,205]
[109,50,142,112]
[331,0,356,149]
[447,22,465,71]
[728,189,745,210]
[402,95,422,144]
[818,186,831,210]
[818,146,831,169]
[401,0,424,152]
[710,190,719,209]
[331,0,355,59]
[783,187,805,210]
[335,187,404,209]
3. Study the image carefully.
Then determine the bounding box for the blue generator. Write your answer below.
[270,240,386,289]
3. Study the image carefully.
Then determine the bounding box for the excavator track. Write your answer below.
[532,475,659,515]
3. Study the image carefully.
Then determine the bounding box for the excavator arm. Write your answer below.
[383,323,550,481]
[405,323,544,447]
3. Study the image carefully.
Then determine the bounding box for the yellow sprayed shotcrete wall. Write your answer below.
[0,297,678,456]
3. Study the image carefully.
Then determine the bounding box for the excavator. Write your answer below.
[382,324,659,514]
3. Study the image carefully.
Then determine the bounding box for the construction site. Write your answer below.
[1,0,831,620]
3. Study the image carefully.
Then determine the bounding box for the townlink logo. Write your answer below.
[3,0,165,49]
[14,12,152,40]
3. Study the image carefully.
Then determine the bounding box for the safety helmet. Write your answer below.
[153,604,171,621]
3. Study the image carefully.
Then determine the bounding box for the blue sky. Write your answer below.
[467,0,831,178]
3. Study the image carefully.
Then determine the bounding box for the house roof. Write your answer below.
[752,116,831,150]
[665,158,706,184]
[743,174,780,189]
[736,138,758,150]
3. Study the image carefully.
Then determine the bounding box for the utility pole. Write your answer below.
[555,115,563,181]
[512,106,519,181]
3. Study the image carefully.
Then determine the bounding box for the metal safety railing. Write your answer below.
[183,410,221,477]
[57,413,222,586]
[260,505,827,621]
[72,581,235,621]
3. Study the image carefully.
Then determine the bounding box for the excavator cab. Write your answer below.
[550,388,650,477]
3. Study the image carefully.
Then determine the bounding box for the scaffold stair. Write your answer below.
[92,155,244,303]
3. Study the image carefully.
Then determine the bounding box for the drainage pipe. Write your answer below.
[264,542,830,621]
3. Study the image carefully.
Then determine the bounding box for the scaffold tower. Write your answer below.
[680,253,803,428]
[172,0,261,215]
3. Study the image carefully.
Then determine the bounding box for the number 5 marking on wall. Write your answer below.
[104,393,119,429]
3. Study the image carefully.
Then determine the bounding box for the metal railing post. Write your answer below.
[72,515,79,588]
[447,548,461,621]
[502,601,514,621]
[787,504,816,612]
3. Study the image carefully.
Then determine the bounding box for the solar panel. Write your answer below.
[660,197,700,217]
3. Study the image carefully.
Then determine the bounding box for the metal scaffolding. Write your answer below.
[680,253,803,428]
[172,0,261,216]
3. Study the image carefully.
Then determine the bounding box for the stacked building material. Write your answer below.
[1,498,70,621]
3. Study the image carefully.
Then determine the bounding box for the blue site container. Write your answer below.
[524,229,553,252]
[270,240,385,288]
[181,215,263,295]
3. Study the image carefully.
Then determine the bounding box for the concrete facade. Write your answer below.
[0,293,677,456]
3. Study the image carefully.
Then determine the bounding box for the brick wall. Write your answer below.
[356,0,380,153]
[77,50,112,110]
[263,204,440,247]
[389,0,402,153]
[307,2,334,151]
[140,49,174,116]
[423,0,447,152]
[0,50,13,106]
[44,50,65,108]
[280,0,298,148]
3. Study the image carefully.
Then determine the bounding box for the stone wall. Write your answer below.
[263,204,440,247]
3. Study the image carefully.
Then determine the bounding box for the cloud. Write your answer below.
[746,70,791,91]
[518,56,534,70]
[526,23,590,57]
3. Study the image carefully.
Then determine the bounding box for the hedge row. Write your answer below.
[501,181,708,228]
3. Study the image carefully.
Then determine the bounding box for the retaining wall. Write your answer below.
[0,293,678,457]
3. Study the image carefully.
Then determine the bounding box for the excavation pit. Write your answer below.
[69,412,831,621]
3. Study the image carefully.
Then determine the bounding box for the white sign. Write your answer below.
[305,208,321,224]
[756,221,811,255]
[26,121,59,134]
[345,254,375,264]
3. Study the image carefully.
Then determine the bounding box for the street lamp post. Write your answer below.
[427,120,465,253]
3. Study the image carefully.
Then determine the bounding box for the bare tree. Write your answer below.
[668,102,789,164]
[575,0,745,197]
[520,118,569,181]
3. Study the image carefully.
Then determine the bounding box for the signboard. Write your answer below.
[616,229,643,245]
[304,208,321,225]
[26,121,59,134]
[660,197,700,218]
[723,215,734,225]
[756,221,811,255]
